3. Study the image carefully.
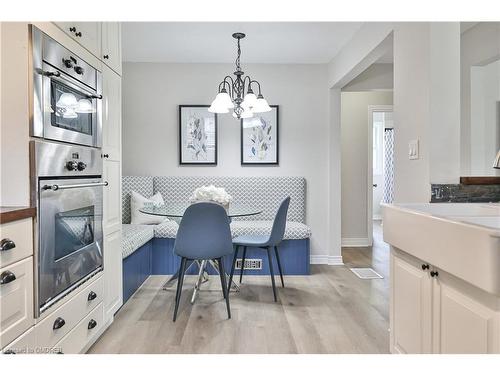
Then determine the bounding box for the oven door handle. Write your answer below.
[42,181,108,191]
[40,69,99,98]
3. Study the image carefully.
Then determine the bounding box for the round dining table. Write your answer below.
[139,202,262,219]
[139,202,263,303]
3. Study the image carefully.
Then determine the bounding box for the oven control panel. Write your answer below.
[32,140,102,178]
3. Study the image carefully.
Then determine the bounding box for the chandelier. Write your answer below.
[209,32,271,119]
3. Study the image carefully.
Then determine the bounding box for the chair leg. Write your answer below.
[217,258,231,319]
[274,246,285,288]
[267,248,278,302]
[228,245,239,291]
[173,257,188,322]
[240,246,247,283]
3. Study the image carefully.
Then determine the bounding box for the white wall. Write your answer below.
[122,62,331,258]
[392,22,461,202]
[341,91,393,242]
[342,64,393,92]
[0,23,30,206]
[461,22,500,176]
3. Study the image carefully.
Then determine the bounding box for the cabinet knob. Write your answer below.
[88,291,97,301]
[0,271,16,285]
[69,27,76,32]
[0,238,16,252]
[103,54,109,59]
[421,264,430,270]
[430,270,439,278]
[75,31,82,37]
[52,317,66,330]
[74,66,84,75]
[103,154,109,158]
[88,319,97,330]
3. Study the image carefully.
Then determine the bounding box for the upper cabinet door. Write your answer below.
[54,22,102,57]
[102,64,121,161]
[101,22,122,76]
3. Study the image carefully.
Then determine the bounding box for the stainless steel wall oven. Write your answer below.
[31,26,102,148]
[32,141,105,315]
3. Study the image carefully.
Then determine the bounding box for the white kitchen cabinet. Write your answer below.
[101,22,122,75]
[102,64,122,162]
[101,62,123,324]
[390,251,433,354]
[432,272,499,354]
[391,247,500,354]
[103,230,122,321]
[54,22,101,57]
[0,257,34,349]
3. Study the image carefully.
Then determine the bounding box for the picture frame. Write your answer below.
[240,105,279,165]
[179,105,218,165]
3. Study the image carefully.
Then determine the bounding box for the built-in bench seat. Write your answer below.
[120,176,312,303]
[121,224,154,259]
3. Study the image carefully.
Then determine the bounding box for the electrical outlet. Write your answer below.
[409,139,419,160]
[235,259,262,270]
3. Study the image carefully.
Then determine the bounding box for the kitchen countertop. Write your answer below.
[0,206,36,224]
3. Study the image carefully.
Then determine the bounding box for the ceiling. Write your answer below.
[122,22,363,64]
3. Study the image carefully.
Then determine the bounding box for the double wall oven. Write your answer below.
[30,26,105,316]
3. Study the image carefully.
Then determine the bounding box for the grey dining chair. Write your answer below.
[229,197,291,302]
[172,202,234,321]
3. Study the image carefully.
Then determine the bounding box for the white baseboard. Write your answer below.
[310,255,344,265]
[341,237,371,247]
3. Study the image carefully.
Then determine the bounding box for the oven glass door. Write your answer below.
[42,63,98,147]
[38,178,103,311]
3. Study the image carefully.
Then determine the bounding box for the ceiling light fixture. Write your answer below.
[209,32,271,119]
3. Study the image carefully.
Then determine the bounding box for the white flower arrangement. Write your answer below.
[189,185,233,209]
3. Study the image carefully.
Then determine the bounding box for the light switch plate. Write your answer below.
[409,139,419,160]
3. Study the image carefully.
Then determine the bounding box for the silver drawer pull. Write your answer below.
[42,181,108,191]
[0,238,16,252]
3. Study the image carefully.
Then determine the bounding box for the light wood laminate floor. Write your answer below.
[89,222,389,354]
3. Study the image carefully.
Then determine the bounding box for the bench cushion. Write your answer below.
[230,220,312,240]
[154,221,179,238]
[122,224,154,259]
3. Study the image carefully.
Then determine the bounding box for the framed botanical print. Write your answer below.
[240,105,279,165]
[179,105,218,165]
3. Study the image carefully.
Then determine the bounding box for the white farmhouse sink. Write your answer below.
[383,203,500,295]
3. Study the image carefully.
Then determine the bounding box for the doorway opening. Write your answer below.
[368,106,393,241]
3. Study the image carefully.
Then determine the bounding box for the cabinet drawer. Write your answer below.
[56,303,103,354]
[2,327,35,354]
[0,218,33,268]
[35,274,103,349]
[0,257,34,349]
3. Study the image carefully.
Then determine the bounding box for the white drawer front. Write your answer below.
[2,326,35,354]
[0,257,34,349]
[0,218,33,268]
[35,275,103,349]
[56,303,103,354]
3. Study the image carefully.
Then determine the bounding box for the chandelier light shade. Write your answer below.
[209,32,271,119]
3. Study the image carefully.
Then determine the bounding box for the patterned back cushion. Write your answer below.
[122,176,154,224]
[153,176,306,223]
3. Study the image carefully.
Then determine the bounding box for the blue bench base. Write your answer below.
[151,238,310,276]
[123,237,310,304]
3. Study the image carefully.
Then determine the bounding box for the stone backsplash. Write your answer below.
[431,184,500,203]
